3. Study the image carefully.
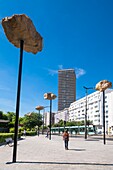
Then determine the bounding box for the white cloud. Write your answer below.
[45,65,86,78]
[58,65,63,70]
[47,69,58,76]
[75,67,86,78]
[47,65,63,76]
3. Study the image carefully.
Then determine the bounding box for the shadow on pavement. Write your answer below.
[6,161,113,166]
[85,139,100,141]
[69,148,86,151]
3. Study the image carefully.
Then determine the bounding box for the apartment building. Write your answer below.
[69,89,113,134]
[54,108,69,124]
[44,111,55,126]
[58,69,76,111]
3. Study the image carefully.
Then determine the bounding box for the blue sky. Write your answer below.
[0,0,113,116]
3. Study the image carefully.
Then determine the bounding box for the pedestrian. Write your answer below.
[37,130,40,136]
[45,130,49,138]
[63,130,69,150]
[23,129,26,137]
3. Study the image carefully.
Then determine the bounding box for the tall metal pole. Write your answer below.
[103,90,106,144]
[83,86,94,139]
[13,40,24,162]
[42,106,49,134]
[44,93,56,140]
[42,109,45,134]
[49,99,52,140]
[64,120,66,131]
[85,88,88,139]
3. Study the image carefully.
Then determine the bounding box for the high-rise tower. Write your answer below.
[58,69,76,111]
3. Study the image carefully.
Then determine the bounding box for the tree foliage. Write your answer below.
[0,111,3,119]
[7,112,15,122]
[52,119,65,127]
[23,112,42,130]
[6,112,16,128]
[53,120,93,127]
[0,110,43,131]
[0,111,8,120]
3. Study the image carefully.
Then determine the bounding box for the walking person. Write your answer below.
[23,129,26,137]
[37,129,40,136]
[63,130,69,150]
[45,130,49,138]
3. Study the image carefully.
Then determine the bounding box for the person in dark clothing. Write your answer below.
[63,130,69,150]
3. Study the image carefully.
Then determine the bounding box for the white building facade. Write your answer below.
[44,112,55,126]
[69,89,113,134]
[54,108,69,124]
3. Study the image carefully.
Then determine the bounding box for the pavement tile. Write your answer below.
[0,135,113,170]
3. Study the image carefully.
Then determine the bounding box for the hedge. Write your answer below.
[22,131,37,136]
[0,133,21,144]
[0,131,37,144]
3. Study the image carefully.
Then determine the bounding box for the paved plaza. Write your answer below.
[0,134,113,170]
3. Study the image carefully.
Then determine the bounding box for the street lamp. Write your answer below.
[35,105,49,134]
[83,86,94,139]
[42,106,50,134]
[95,80,112,144]
[35,105,44,114]
[44,93,57,140]
[1,14,43,163]
[35,105,44,134]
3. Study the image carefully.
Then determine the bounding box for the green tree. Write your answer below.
[7,112,16,128]
[59,120,64,127]
[66,121,77,126]
[2,113,8,120]
[87,120,93,126]
[19,117,25,126]
[23,112,42,130]
[7,112,15,122]
[0,111,8,119]
[52,119,65,127]
[0,111,9,128]
[53,120,88,127]
[0,111,3,119]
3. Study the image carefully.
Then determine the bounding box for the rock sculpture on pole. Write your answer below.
[1,14,43,162]
[2,14,43,54]
[44,93,57,140]
[95,80,112,145]
[35,106,44,111]
[44,93,57,100]
[95,80,112,92]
